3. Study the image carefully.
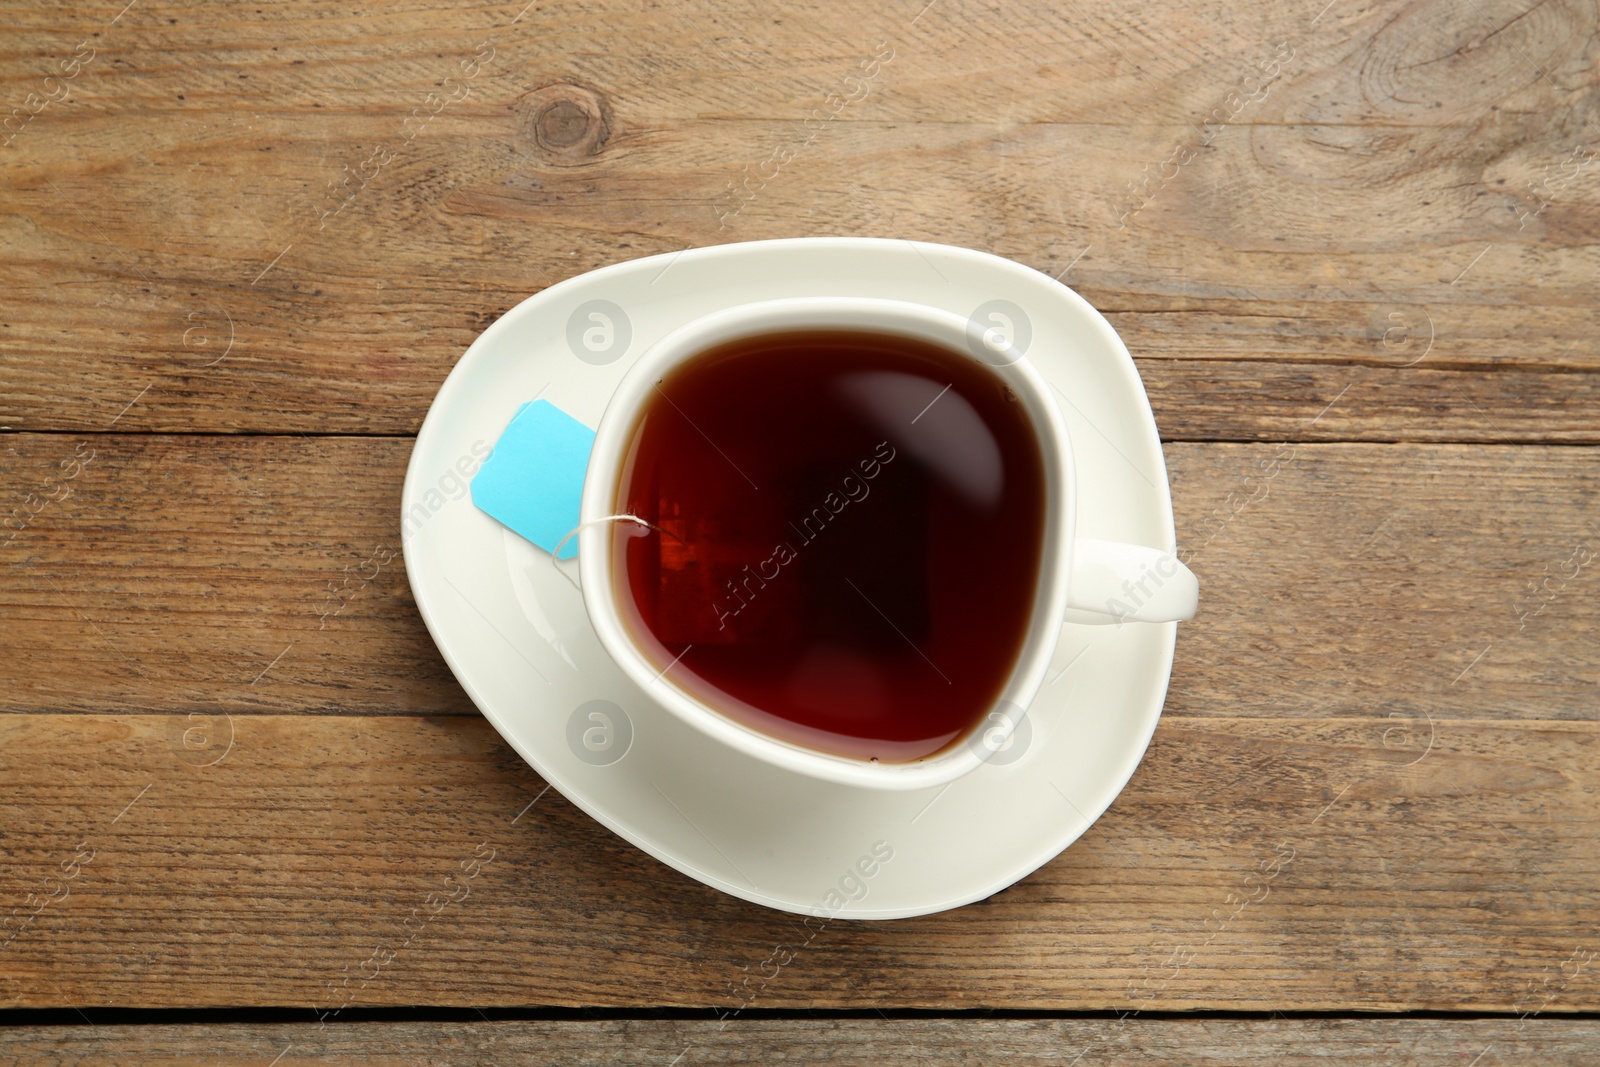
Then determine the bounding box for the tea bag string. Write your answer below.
[550,513,683,592]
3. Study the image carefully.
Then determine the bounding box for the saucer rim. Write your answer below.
[403,236,1178,919]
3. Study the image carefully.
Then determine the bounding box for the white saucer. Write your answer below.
[403,238,1180,919]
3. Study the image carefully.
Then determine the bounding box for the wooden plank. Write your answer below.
[1166,441,1600,723]
[1,1,1596,435]
[1143,363,1600,444]
[0,712,1594,1009]
[3,435,1595,718]
[0,0,1589,126]
[0,435,463,715]
[1,1018,1598,1065]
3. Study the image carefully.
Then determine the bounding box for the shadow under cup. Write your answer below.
[606,326,1049,764]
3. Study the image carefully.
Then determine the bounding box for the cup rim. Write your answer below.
[577,296,1075,791]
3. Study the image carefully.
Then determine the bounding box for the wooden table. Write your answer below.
[3,0,1597,1061]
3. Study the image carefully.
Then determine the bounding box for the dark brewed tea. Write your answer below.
[611,330,1047,762]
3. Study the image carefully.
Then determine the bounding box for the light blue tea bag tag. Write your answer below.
[470,399,595,559]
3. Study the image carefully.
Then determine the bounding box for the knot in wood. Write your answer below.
[525,84,611,162]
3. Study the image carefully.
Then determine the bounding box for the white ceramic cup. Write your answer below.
[578,297,1196,791]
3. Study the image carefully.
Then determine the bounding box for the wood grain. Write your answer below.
[1,0,1596,436]
[1142,363,1600,444]
[3,435,1594,718]
[2,1018,1599,1065]
[2,0,1597,1037]
[0,434,459,715]
[0,712,1594,1009]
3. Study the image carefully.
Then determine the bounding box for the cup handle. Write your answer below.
[1063,538,1198,625]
